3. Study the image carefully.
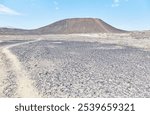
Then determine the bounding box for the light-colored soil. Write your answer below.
[0,40,41,98]
[0,33,149,49]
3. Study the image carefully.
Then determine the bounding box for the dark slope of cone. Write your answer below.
[0,18,126,35]
[34,18,126,34]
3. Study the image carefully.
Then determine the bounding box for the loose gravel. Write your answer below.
[10,40,150,98]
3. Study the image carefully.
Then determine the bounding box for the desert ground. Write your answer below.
[0,33,150,98]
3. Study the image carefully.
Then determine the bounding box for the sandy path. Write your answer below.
[0,39,41,98]
[0,50,8,97]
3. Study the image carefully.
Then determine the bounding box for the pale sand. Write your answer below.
[0,39,41,98]
[0,33,147,49]
[0,50,6,97]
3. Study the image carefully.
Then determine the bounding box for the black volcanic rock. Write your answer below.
[0,18,126,35]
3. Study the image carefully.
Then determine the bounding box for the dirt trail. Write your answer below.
[0,39,41,98]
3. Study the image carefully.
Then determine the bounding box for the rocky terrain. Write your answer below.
[0,34,150,98]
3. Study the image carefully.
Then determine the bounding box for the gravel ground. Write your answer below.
[0,40,40,98]
[0,40,27,97]
[10,40,150,98]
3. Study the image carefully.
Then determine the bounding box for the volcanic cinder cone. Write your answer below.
[0,18,126,35]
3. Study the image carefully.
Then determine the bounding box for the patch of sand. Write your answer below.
[2,48,39,97]
[0,39,41,97]
[0,34,150,50]
[0,51,6,97]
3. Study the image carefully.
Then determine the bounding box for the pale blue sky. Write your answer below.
[0,0,150,30]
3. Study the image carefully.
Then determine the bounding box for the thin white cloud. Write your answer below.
[114,0,120,3]
[112,0,120,7]
[55,6,59,10]
[111,0,129,7]
[112,4,120,7]
[0,4,21,15]
[53,1,58,5]
[53,1,60,10]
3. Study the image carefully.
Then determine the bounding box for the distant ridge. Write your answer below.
[0,18,126,35]
[0,28,30,35]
